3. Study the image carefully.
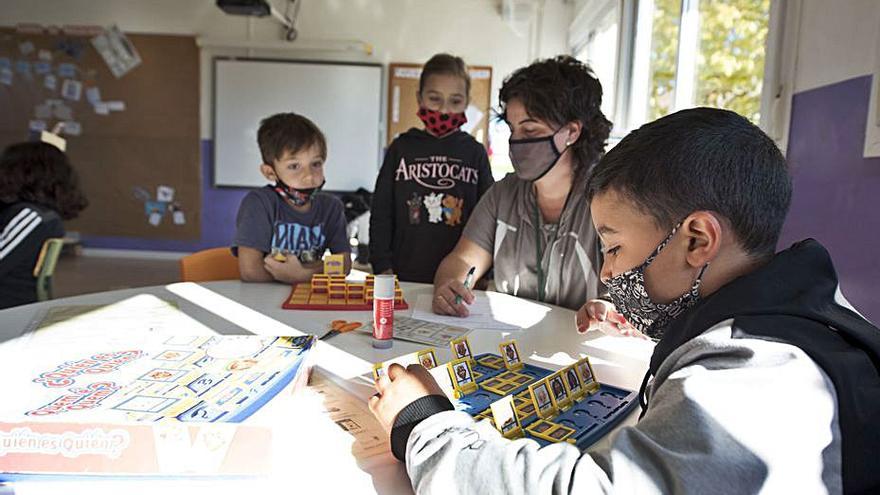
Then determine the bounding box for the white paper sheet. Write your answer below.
[411,294,520,331]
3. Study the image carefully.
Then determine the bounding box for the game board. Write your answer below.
[1,334,315,425]
[372,339,637,450]
[282,274,409,310]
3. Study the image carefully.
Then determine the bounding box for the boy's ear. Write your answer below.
[260,163,277,182]
[416,90,424,107]
[682,211,722,268]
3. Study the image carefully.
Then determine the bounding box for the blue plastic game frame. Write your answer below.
[456,353,638,449]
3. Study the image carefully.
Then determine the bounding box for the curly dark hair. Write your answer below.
[0,142,88,220]
[499,55,612,181]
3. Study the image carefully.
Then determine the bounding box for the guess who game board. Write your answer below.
[2,335,315,424]
[283,274,408,311]
[377,338,638,450]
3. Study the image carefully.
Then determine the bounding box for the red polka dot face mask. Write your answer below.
[417,107,468,137]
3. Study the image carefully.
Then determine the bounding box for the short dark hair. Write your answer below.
[257,113,327,165]
[500,55,612,180]
[587,107,792,257]
[0,141,88,220]
[419,53,471,97]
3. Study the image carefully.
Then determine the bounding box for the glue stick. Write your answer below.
[372,275,395,349]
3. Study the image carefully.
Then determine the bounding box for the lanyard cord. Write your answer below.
[533,188,572,302]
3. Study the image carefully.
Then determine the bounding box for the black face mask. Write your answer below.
[274,179,325,206]
[508,127,571,182]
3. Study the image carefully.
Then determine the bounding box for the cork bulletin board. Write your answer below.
[0,26,200,239]
[386,63,492,149]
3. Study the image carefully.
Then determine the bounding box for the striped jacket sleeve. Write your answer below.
[0,207,49,278]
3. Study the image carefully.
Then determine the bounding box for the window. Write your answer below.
[573,0,772,133]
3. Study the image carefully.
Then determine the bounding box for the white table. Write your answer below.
[0,280,655,495]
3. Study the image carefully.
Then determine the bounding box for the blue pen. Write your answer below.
[456,266,476,305]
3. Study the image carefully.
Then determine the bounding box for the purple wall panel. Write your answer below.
[779,75,879,323]
[81,140,250,252]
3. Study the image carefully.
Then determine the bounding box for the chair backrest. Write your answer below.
[33,237,65,301]
[179,247,241,282]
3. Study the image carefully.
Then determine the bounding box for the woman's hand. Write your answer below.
[432,278,474,317]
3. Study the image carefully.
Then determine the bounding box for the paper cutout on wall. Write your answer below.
[37,48,52,62]
[61,79,82,101]
[57,62,76,78]
[135,187,188,228]
[61,120,82,136]
[156,185,175,202]
[43,74,56,90]
[91,26,141,78]
[18,41,35,55]
[0,68,11,86]
[29,120,47,132]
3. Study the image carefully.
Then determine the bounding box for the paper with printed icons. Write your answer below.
[43,74,57,90]
[37,49,52,62]
[91,26,142,78]
[156,185,175,202]
[0,68,12,86]
[61,79,82,101]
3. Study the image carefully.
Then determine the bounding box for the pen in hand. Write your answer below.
[455,266,476,306]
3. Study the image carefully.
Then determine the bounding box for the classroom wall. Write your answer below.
[777,0,880,323]
[1,0,572,253]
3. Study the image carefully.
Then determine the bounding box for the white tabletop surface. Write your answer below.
[0,279,655,495]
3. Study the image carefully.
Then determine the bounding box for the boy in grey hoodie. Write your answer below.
[369,108,880,494]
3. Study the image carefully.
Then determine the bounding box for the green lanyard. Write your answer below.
[533,191,570,302]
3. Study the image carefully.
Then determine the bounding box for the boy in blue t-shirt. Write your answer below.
[233,113,351,283]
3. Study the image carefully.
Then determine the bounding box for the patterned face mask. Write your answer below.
[417,107,467,137]
[274,179,325,207]
[605,222,709,339]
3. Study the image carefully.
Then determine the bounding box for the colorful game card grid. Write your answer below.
[283,274,408,310]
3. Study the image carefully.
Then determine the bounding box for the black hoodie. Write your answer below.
[369,128,493,283]
[643,239,880,494]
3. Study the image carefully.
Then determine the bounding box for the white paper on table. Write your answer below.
[411,293,520,331]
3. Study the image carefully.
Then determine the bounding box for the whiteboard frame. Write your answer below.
[212,57,384,190]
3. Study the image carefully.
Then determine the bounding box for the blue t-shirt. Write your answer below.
[233,186,350,263]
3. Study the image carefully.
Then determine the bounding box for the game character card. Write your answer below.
[548,372,572,410]
[498,340,524,371]
[576,357,600,394]
[417,349,437,369]
[564,365,584,400]
[447,357,477,396]
[449,336,473,363]
[528,380,556,419]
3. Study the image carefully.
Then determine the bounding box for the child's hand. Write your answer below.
[368,363,444,434]
[432,278,474,317]
[263,254,308,284]
[575,299,650,339]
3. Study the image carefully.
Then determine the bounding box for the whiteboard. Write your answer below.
[213,58,383,190]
